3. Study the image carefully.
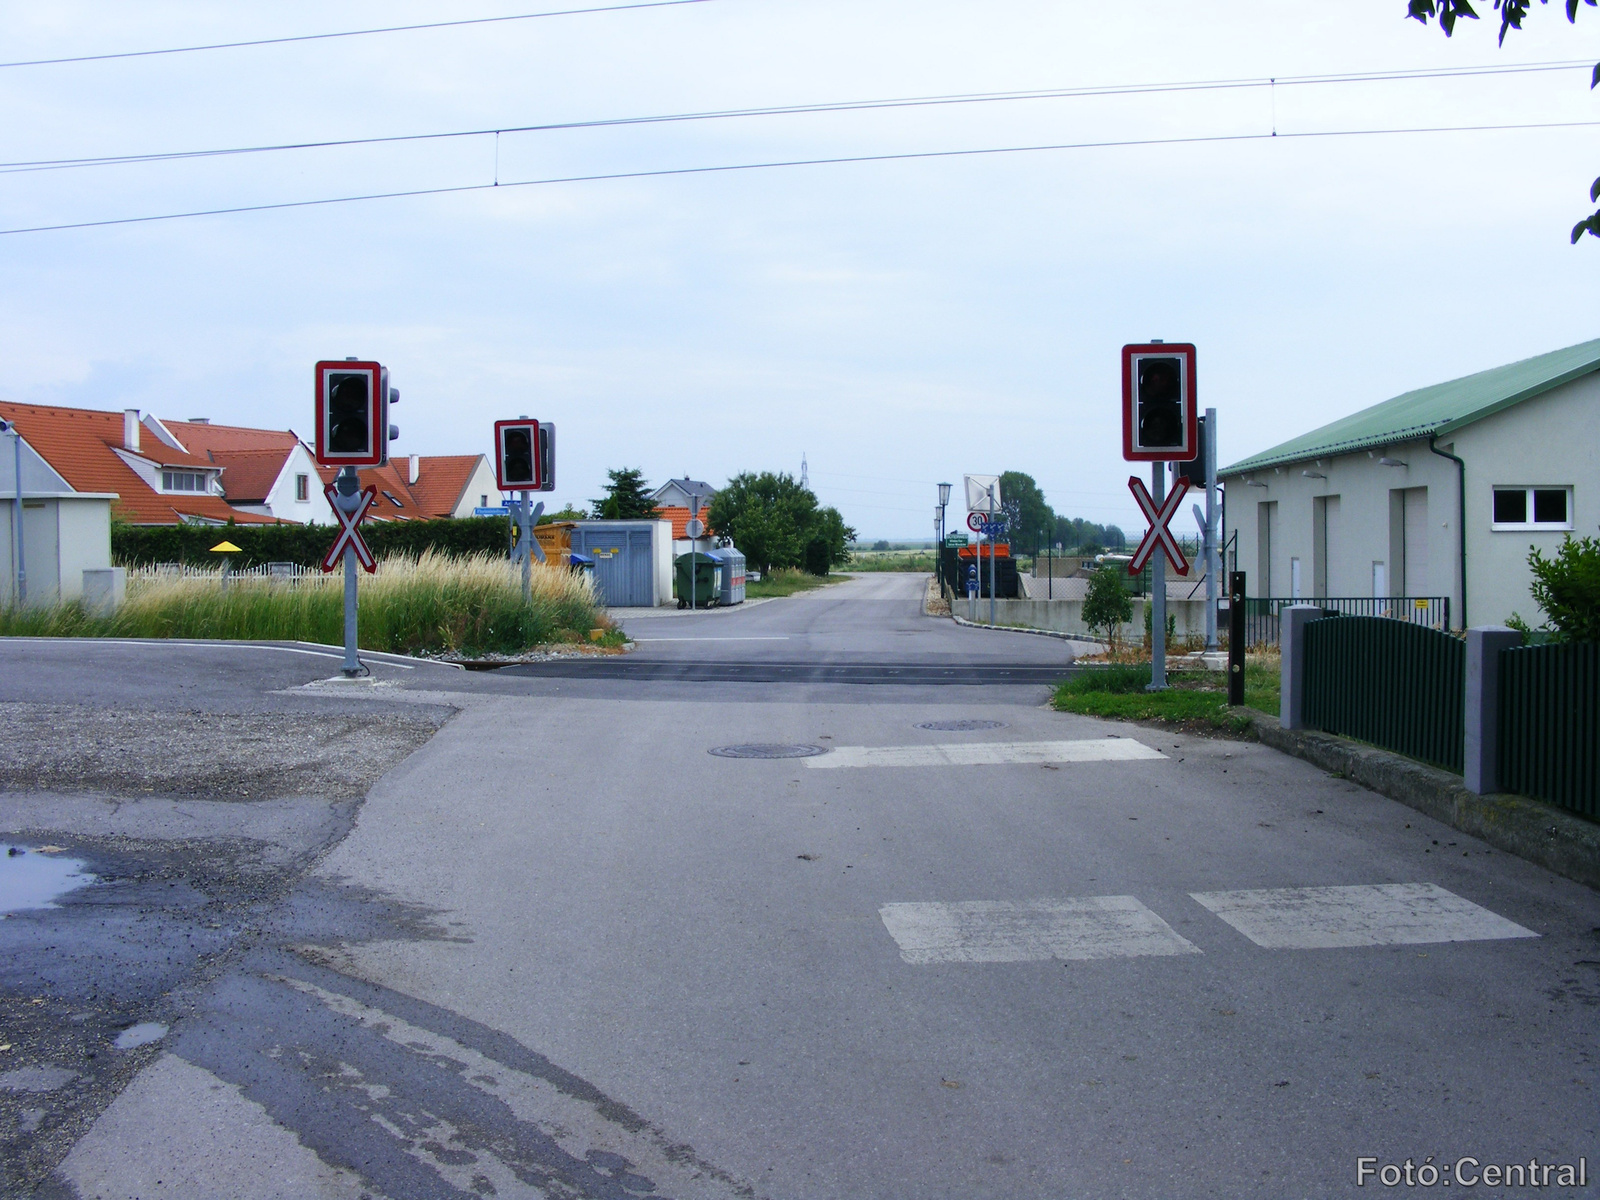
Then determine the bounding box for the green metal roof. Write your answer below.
[1220,337,1600,476]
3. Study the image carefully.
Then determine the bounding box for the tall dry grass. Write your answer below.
[0,551,600,656]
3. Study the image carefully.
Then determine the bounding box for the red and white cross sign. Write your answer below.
[1127,474,1191,577]
[321,483,378,573]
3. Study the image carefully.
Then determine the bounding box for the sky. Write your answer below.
[2,1,1598,539]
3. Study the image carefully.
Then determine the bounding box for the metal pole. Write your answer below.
[987,484,997,627]
[1149,461,1167,690]
[334,466,361,677]
[1227,571,1246,705]
[8,429,23,607]
[1204,407,1219,652]
[520,489,532,603]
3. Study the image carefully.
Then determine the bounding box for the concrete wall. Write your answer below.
[1221,372,1600,626]
[957,594,1210,643]
[0,494,114,606]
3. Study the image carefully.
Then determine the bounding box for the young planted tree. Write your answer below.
[591,468,661,520]
[1082,564,1133,649]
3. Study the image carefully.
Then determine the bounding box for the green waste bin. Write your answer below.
[674,552,720,609]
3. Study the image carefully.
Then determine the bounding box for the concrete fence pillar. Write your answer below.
[1464,626,1522,795]
[1279,605,1325,730]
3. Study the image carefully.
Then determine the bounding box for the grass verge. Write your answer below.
[1052,658,1280,732]
[0,550,604,657]
[743,568,845,599]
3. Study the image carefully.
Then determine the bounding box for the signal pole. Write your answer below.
[333,466,362,677]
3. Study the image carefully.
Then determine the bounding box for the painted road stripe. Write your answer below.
[1189,883,1538,950]
[807,738,1166,769]
[632,636,790,642]
[879,897,1200,964]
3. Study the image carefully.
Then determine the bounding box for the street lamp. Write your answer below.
[936,482,952,594]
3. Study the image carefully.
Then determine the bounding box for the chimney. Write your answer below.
[123,409,141,453]
[188,417,209,424]
[408,454,419,485]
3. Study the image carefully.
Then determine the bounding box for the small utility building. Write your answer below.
[1219,338,1600,628]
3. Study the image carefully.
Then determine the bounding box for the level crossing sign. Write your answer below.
[1126,473,1190,576]
[321,482,377,573]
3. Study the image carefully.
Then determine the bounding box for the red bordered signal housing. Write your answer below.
[1121,343,1198,463]
[494,419,543,492]
[314,360,387,468]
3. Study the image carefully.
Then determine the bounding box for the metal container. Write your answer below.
[713,547,746,605]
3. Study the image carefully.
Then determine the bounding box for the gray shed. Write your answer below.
[567,519,673,607]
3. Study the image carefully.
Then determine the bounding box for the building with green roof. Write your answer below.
[1218,338,1600,627]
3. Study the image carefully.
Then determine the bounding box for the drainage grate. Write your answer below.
[708,743,829,759]
[915,719,1007,732]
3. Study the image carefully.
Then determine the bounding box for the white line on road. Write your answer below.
[631,636,790,642]
[1189,883,1538,950]
[806,738,1167,769]
[879,897,1201,964]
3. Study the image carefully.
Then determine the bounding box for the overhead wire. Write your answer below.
[0,58,1591,176]
[0,0,718,70]
[4,116,1597,237]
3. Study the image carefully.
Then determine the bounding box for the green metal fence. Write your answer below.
[1498,642,1599,819]
[1242,596,1450,647]
[1303,615,1465,772]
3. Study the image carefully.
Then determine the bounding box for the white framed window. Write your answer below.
[161,470,206,492]
[1491,486,1572,531]
[295,474,309,501]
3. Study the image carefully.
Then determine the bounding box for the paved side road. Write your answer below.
[5,577,1599,1198]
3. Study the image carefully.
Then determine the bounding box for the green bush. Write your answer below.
[1522,535,1600,643]
[1081,565,1132,645]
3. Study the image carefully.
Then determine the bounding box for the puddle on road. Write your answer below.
[0,845,96,915]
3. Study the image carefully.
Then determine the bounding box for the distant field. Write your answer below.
[847,550,936,572]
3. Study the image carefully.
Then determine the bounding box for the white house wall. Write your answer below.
[1452,372,1600,627]
[457,457,498,517]
[263,444,333,524]
[1227,440,1456,612]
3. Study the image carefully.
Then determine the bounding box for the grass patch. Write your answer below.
[0,550,602,657]
[1053,657,1280,732]
[847,550,937,572]
[744,568,844,598]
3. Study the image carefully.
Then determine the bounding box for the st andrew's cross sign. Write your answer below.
[1126,473,1191,577]
[321,482,378,573]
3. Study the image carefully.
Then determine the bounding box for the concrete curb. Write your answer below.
[1239,709,1600,892]
[947,611,1104,647]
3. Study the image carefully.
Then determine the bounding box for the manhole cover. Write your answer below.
[708,743,829,759]
[915,719,1007,732]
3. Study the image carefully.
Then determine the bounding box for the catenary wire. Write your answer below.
[4,117,1598,237]
[0,0,718,70]
[0,58,1590,176]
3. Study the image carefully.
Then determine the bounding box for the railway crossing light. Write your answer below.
[494,418,543,491]
[1121,342,1197,463]
[314,359,394,467]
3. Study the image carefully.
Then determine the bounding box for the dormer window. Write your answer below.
[162,470,207,492]
[381,490,404,508]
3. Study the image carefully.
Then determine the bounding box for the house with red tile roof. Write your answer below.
[145,417,333,525]
[0,401,280,527]
[315,454,498,521]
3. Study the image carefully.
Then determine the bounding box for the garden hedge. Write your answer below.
[112,515,514,568]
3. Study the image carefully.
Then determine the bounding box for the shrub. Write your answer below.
[1522,535,1600,643]
[112,516,513,569]
[1081,565,1132,647]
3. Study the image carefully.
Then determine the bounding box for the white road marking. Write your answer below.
[808,738,1166,769]
[7,637,426,668]
[1189,883,1538,950]
[879,897,1201,964]
[631,636,790,641]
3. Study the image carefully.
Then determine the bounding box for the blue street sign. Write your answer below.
[474,506,510,517]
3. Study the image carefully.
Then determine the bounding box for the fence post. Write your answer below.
[1280,604,1324,730]
[1227,570,1246,706]
[1463,626,1521,794]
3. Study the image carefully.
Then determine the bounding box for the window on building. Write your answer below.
[161,470,206,492]
[381,490,404,508]
[481,494,488,508]
[1492,486,1571,531]
[295,474,309,501]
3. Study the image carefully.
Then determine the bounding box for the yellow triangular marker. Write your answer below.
[209,540,242,553]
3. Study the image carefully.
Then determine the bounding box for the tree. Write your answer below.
[1407,0,1600,241]
[707,471,855,576]
[998,471,1055,554]
[591,468,660,520]
[1515,534,1600,640]
[1082,564,1133,649]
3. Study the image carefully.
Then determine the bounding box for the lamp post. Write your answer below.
[937,482,952,594]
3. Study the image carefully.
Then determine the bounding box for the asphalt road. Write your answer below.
[4,573,1598,1199]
